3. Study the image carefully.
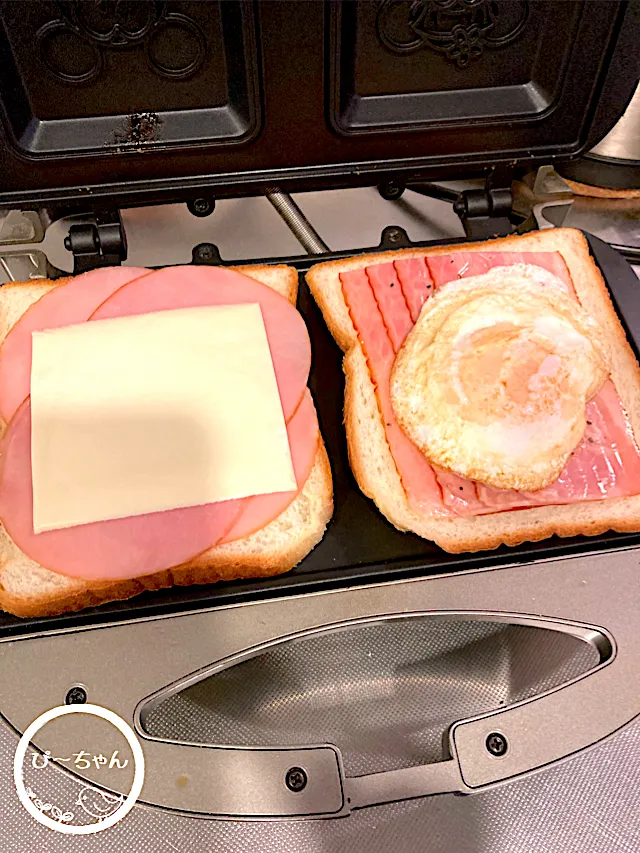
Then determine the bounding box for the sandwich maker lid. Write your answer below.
[0,0,639,209]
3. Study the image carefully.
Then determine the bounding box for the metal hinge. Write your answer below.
[64,211,128,274]
[379,170,520,240]
[449,185,514,240]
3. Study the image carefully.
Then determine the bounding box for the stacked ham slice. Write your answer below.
[0,266,319,580]
[340,251,640,517]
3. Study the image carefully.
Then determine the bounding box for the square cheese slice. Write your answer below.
[30,304,297,533]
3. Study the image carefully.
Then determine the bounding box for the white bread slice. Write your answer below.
[0,264,332,618]
[306,228,640,553]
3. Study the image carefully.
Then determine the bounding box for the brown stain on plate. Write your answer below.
[112,112,163,149]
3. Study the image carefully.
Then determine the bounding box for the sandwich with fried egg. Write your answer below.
[306,228,640,552]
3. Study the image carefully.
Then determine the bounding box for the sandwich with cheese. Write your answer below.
[0,264,332,617]
[306,228,640,552]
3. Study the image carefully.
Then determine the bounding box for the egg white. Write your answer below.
[390,266,610,491]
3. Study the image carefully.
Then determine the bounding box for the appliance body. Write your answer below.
[1,2,640,849]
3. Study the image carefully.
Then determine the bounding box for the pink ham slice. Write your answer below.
[349,251,640,520]
[393,257,434,322]
[340,268,442,512]
[0,401,245,581]
[366,263,414,351]
[90,266,311,422]
[221,389,320,543]
[0,266,151,425]
[427,251,575,296]
[432,469,481,515]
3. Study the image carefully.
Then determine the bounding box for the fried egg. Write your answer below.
[390,265,610,491]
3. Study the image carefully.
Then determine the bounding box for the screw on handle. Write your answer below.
[486,732,508,757]
[285,767,308,792]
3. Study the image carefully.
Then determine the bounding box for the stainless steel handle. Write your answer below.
[1,547,638,818]
[115,740,346,817]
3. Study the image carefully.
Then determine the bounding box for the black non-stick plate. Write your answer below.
[1,232,638,637]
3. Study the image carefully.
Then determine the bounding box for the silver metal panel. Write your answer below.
[1,548,638,818]
[0,185,465,281]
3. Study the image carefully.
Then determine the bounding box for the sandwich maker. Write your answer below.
[0,2,640,849]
